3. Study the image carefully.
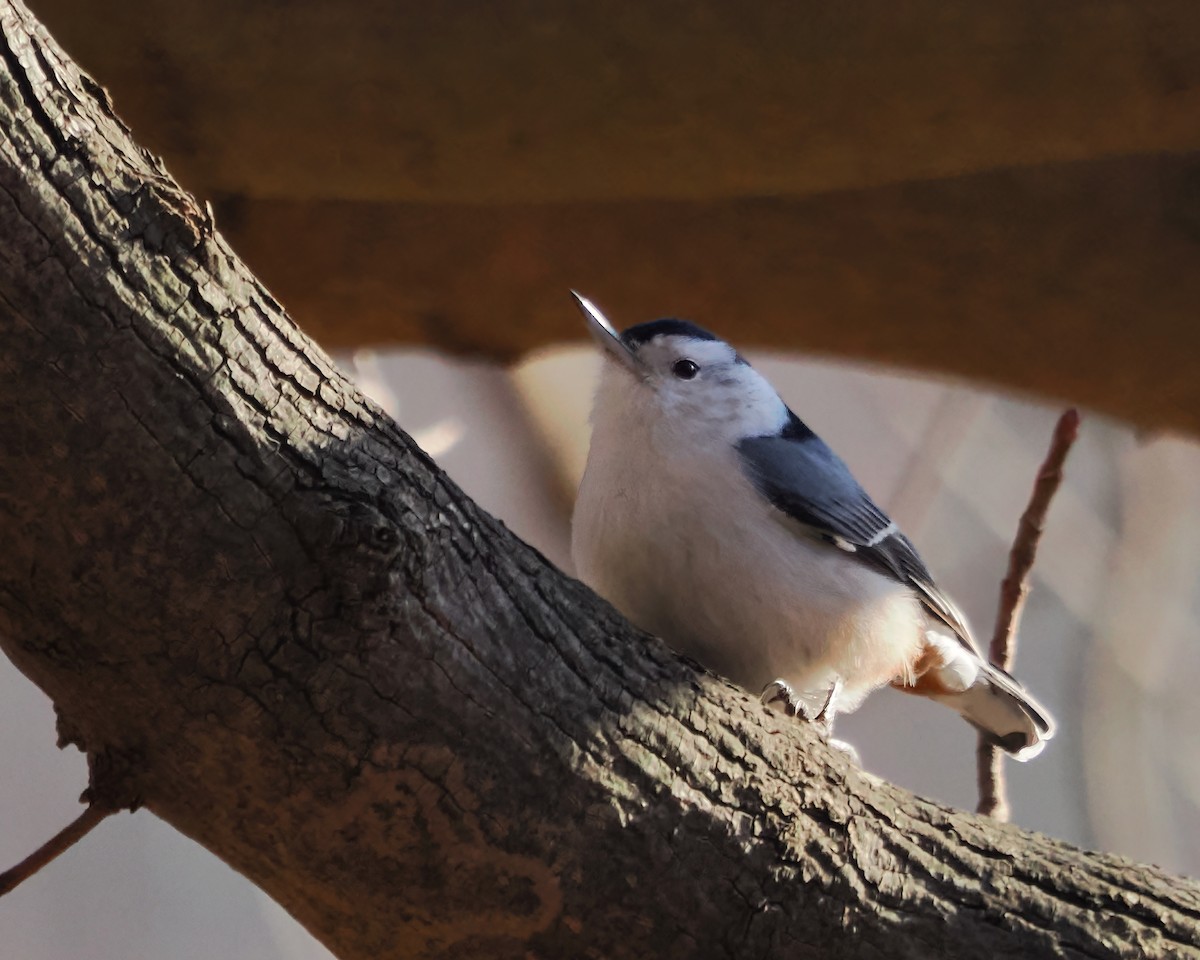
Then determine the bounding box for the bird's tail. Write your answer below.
[933,663,1055,761]
[897,632,1056,760]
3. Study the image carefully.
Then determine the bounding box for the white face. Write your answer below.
[596,329,789,446]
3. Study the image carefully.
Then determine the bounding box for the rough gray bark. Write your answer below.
[0,2,1197,957]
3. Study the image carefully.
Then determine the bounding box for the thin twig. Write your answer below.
[977,408,1081,821]
[0,803,113,897]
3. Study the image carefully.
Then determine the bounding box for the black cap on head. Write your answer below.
[620,318,720,350]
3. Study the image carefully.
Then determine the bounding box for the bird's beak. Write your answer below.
[571,291,641,373]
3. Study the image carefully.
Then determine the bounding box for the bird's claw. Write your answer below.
[761,679,806,719]
[813,677,841,726]
[761,677,844,739]
[761,680,860,764]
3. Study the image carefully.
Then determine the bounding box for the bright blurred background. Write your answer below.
[3,341,1199,958]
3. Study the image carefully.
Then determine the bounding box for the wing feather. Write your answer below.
[737,416,979,654]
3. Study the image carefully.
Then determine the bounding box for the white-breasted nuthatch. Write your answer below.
[570,293,1054,760]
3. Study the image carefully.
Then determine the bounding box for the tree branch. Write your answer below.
[977,409,1082,820]
[0,2,1197,958]
[0,804,113,897]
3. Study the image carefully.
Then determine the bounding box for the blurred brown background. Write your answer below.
[20,0,1200,431]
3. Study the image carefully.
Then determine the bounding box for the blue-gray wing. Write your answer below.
[737,420,976,651]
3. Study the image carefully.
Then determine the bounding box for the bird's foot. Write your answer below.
[761,678,841,732]
[813,677,842,727]
[761,678,858,763]
[761,679,805,719]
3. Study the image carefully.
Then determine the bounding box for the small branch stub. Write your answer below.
[0,745,142,897]
[977,408,1081,820]
[0,804,114,897]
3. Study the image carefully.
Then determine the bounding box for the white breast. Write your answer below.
[572,382,924,712]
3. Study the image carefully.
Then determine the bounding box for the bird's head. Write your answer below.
[572,292,788,446]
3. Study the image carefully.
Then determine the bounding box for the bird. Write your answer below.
[569,292,1055,760]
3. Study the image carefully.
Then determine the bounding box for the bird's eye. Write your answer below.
[672,359,700,380]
